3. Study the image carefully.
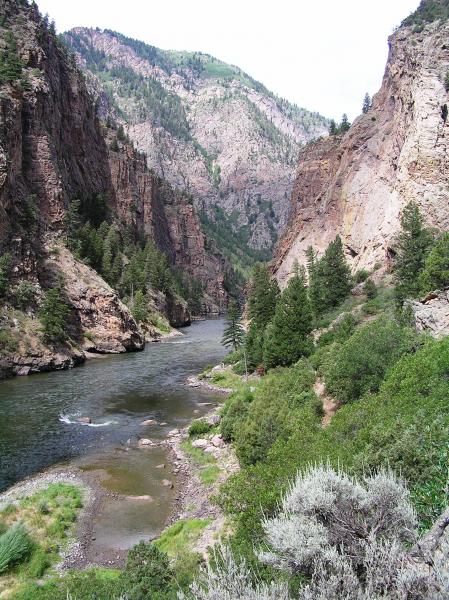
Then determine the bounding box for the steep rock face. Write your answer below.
[274,18,449,286]
[63,28,329,252]
[0,0,228,319]
[48,246,145,353]
[410,289,449,338]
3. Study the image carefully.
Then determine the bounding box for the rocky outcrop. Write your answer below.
[410,289,449,338]
[63,28,329,253]
[48,246,145,353]
[274,17,449,286]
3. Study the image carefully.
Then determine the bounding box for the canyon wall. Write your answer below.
[274,17,449,286]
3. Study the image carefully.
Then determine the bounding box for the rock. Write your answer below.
[207,414,221,426]
[138,438,156,447]
[191,438,208,449]
[186,376,200,387]
[168,429,180,437]
[198,402,212,407]
[409,289,449,338]
[160,422,168,426]
[126,495,153,501]
[141,419,157,426]
[161,479,174,488]
[155,464,165,469]
[211,434,225,448]
[78,417,91,424]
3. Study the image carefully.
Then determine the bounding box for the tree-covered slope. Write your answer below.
[62,27,329,269]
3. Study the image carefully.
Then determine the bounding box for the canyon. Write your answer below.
[274,11,449,286]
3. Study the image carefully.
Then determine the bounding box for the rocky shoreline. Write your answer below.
[0,368,236,571]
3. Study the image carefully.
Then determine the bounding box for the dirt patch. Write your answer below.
[314,378,340,427]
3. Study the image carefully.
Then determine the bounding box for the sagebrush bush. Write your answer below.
[187,467,449,599]
[0,523,33,574]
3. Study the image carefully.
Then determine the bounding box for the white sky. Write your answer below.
[36,0,420,121]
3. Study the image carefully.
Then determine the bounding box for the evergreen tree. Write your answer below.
[394,202,434,304]
[418,232,449,294]
[0,252,11,298]
[131,290,148,323]
[340,113,351,132]
[363,278,377,299]
[117,125,126,141]
[65,198,82,253]
[362,93,372,114]
[263,270,313,369]
[321,236,352,310]
[246,264,279,368]
[306,246,325,316]
[221,300,245,351]
[39,286,70,342]
[0,32,24,84]
[329,119,337,135]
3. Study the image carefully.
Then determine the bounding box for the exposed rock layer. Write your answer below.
[274,19,449,286]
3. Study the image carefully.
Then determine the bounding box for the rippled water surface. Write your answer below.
[0,319,226,549]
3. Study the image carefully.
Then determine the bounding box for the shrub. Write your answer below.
[0,329,18,353]
[38,286,70,343]
[119,541,173,598]
[14,280,36,310]
[220,389,253,442]
[354,268,369,284]
[323,318,418,404]
[0,523,33,574]
[189,468,449,600]
[188,420,212,437]
[363,278,377,299]
[418,232,449,294]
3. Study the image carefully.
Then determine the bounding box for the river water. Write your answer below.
[0,319,226,552]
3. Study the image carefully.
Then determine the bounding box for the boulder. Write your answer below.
[207,414,221,426]
[410,289,449,339]
[168,428,180,437]
[161,479,174,488]
[191,438,208,449]
[78,417,91,424]
[211,434,225,448]
[138,438,156,447]
[141,419,157,426]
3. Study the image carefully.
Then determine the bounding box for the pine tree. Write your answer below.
[329,119,337,135]
[222,300,245,351]
[39,286,70,342]
[321,236,352,310]
[306,246,325,316]
[340,113,351,132]
[132,290,148,323]
[0,252,11,298]
[263,270,313,369]
[394,202,434,304]
[362,93,372,114]
[0,32,24,84]
[246,264,279,368]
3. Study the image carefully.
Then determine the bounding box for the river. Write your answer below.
[0,319,226,554]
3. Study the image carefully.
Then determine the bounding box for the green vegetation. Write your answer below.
[221,300,245,351]
[38,286,70,343]
[402,0,449,28]
[188,420,212,437]
[0,484,83,596]
[0,32,24,85]
[154,519,211,557]
[362,92,372,113]
[417,231,449,293]
[329,113,351,135]
[0,252,12,298]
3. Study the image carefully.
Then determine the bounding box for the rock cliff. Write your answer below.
[274,12,449,286]
[63,28,329,259]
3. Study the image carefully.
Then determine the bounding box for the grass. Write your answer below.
[0,483,83,596]
[154,519,211,557]
[199,466,221,485]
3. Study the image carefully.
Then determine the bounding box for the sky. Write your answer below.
[35,0,421,121]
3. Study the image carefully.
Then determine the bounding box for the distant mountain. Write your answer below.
[63,28,329,273]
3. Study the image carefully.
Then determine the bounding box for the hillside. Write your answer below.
[62,28,329,272]
[0,0,234,378]
[273,1,449,286]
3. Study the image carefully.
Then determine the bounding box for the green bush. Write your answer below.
[418,232,449,294]
[119,541,174,599]
[14,280,36,310]
[323,318,418,404]
[188,420,212,437]
[363,278,377,299]
[0,329,18,353]
[220,389,253,442]
[0,523,33,574]
[354,269,369,284]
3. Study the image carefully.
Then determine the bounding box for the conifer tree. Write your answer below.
[221,300,245,351]
[263,269,313,369]
[39,286,70,342]
[362,93,372,114]
[321,236,352,310]
[305,246,325,316]
[329,119,337,135]
[340,113,351,132]
[0,252,11,298]
[0,32,24,84]
[131,290,148,323]
[394,202,434,304]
